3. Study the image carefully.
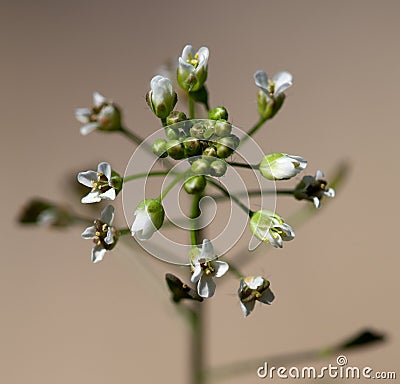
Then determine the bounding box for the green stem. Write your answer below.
[211,188,295,202]
[161,117,167,126]
[241,117,268,144]
[158,172,188,201]
[118,228,131,236]
[227,261,244,279]
[189,95,195,119]
[119,126,146,146]
[227,161,259,170]
[206,177,254,217]
[123,171,172,183]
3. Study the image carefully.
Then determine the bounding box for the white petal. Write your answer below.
[212,261,229,278]
[80,122,99,135]
[81,192,101,204]
[97,162,111,180]
[267,230,283,248]
[245,276,264,290]
[258,287,275,305]
[75,108,91,123]
[240,299,255,317]
[198,275,216,298]
[93,92,106,108]
[131,212,155,240]
[104,227,114,245]
[92,244,106,263]
[81,225,96,239]
[178,57,194,71]
[191,264,202,283]
[313,196,321,208]
[315,170,325,180]
[272,71,293,95]
[324,188,335,198]
[181,45,194,61]
[196,46,209,67]
[200,239,215,260]
[254,70,269,90]
[100,205,114,225]
[77,170,97,187]
[99,188,116,201]
[280,223,295,240]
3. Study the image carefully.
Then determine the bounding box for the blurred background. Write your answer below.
[1,0,398,383]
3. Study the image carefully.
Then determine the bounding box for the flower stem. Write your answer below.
[158,172,188,201]
[123,171,172,183]
[227,161,259,170]
[206,177,254,217]
[189,95,195,119]
[119,126,146,146]
[118,228,131,236]
[227,261,244,279]
[211,188,295,202]
[240,117,268,145]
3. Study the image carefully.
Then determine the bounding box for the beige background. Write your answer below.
[1,0,399,383]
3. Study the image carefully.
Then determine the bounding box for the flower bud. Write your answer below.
[250,210,294,248]
[210,159,227,177]
[166,140,185,160]
[208,106,228,121]
[177,45,209,92]
[131,199,165,240]
[191,158,210,175]
[165,127,180,140]
[214,120,232,137]
[257,91,285,120]
[190,123,206,139]
[146,76,177,119]
[203,145,217,158]
[183,137,202,157]
[259,153,307,180]
[216,136,237,158]
[184,175,207,194]
[166,111,187,125]
[152,138,168,158]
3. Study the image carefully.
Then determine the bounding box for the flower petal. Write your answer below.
[97,162,111,180]
[81,192,101,204]
[191,264,202,283]
[272,71,293,95]
[324,188,335,198]
[258,287,275,305]
[181,45,194,61]
[93,92,106,108]
[100,205,114,225]
[200,239,215,260]
[92,244,106,263]
[254,70,269,90]
[77,170,97,187]
[99,188,116,201]
[245,276,264,290]
[80,122,99,135]
[315,170,325,180]
[81,225,96,239]
[75,108,91,123]
[313,196,321,208]
[198,275,216,298]
[240,299,255,317]
[104,227,114,245]
[213,261,229,278]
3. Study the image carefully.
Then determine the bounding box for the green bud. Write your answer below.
[210,159,227,177]
[165,127,180,140]
[208,106,228,121]
[132,199,165,239]
[214,120,232,137]
[190,123,206,139]
[229,134,240,149]
[191,158,210,174]
[203,123,215,139]
[146,76,178,119]
[97,104,122,132]
[166,140,185,160]
[183,137,202,157]
[152,138,168,158]
[110,170,123,194]
[166,111,187,125]
[216,136,237,158]
[184,175,207,194]
[257,91,285,120]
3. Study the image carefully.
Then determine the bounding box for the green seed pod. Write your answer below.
[184,175,207,194]
[210,159,227,177]
[166,140,185,160]
[191,158,210,175]
[229,134,240,149]
[216,136,236,158]
[208,106,228,121]
[152,138,168,158]
[165,127,180,140]
[214,120,232,137]
[166,111,187,125]
[190,123,206,139]
[183,137,202,157]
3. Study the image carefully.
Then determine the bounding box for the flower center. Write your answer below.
[200,260,214,275]
[187,53,200,68]
[91,173,110,192]
[268,80,276,96]
[94,220,109,244]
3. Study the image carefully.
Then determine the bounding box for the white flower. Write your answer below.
[146,75,177,119]
[131,199,165,240]
[250,210,295,248]
[77,162,122,204]
[81,205,118,263]
[75,92,121,135]
[238,276,275,317]
[259,153,307,180]
[294,170,335,208]
[177,45,209,92]
[190,239,229,298]
[254,70,293,100]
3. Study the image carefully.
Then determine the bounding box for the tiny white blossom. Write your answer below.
[250,210,295,248]
[75,92,121,135]
[238,276,275,317]
[131,199,165,240]
[146,75,177,119]
[254,70,293,100]
[77,162,121,204]
[259,153,307,180]
[177,45,209,92]
[294,170,335,208]
[81,205,118,263]
[190,239,229,298]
